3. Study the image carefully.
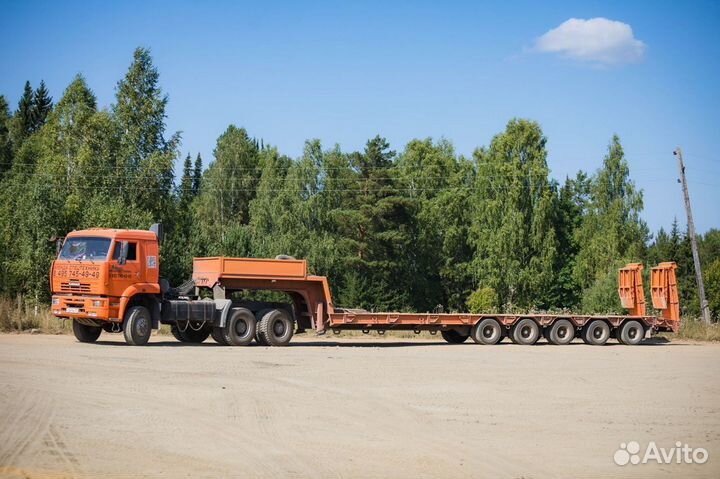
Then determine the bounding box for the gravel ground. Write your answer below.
[1,333,719,478]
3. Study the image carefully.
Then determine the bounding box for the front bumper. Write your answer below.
[51,295,121,322]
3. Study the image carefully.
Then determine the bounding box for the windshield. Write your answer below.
[59,237,112,261]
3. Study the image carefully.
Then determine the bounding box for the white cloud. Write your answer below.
[534,17,646,65]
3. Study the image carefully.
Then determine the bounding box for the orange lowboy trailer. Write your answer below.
[51,226,680,346]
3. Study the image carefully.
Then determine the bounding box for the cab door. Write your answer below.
[109,240,143,296]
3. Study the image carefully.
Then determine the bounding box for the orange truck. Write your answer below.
[51,225,680,346]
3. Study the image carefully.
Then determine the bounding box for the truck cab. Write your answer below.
[51,227,162,342]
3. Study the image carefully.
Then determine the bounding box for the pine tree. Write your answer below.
[11,81,35,145]
[0,95,11,174]
[179,153,193,209]
[335,136,418,310]
[31,80,53,132]
[192,153,202,195]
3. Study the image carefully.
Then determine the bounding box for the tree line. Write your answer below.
[0,48,718,319]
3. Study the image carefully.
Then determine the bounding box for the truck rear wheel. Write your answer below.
[582,320,610,346]
[172,322,211,343]
[547,319,575,345]
[471,319,502,345]
[223,308,256,346]
[211,327,229,345]
[123,306,152,346]
[258,309,294,346]
[72,320,102,343]
[511,318,540,345]
[441,329,469,344]
[618,320,644,345]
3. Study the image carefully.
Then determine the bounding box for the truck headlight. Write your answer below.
[52,298,60,305]
[92,300,103,307]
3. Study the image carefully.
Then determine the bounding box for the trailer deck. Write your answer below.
[191,256,680,345]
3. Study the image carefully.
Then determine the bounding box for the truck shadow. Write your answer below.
[94,336,682,347]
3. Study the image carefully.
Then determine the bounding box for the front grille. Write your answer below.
[60,282,91,293]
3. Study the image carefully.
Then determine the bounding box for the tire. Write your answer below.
[618,320,644,345]
[471,318,503,345]
[222,308,256,346]
[257,309,294,346]
[211,327,229,345]
[547,319,575,345]
[72,320,101,343]
[511,318,540,345]
[174,322,211,343]
[171,325,184,341]
[123,306,152,346]
[582,320,610,346]
[441,329,470,344]
[254,309,271,345]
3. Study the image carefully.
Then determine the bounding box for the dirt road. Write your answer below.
[0,333,718,478]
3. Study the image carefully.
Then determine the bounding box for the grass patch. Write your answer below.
[0,295,70,333]
[672,318,720,342]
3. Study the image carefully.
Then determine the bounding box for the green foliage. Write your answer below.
[10,81,35,148]
[573,135,648,290]
[704,258,720,321]
[31,80,53,132]
[470,119,558,311]
[0,95,11,175]
[466,286,498,314]
[580,265,625,314]
[0,48,717,322]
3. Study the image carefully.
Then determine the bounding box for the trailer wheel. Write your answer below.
[511,318,540,345]
[618,320,644,345]
[211,327,229,345]
[471,318,502,345]
[222,308,256,346]
[72,320,102,343]
[582,320,610,346]
[441,329,469,344]
[547,319,575,345]
[258,309,294,346]
[123,306,152,346]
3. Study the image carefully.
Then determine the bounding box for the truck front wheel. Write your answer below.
[72,320,102,343]
[123,306,152,346]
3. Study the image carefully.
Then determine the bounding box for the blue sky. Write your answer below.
[1,0,719,234]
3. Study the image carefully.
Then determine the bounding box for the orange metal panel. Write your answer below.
[651,262,680,332]
[618,263,646,316]
[192,257,307,283]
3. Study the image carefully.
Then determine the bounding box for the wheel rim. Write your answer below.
[628,327,638,340]
[273,319,286,337]
[592,327,603,340]
[136,317,149,337]
[482,325,495,339]
[558,326,569,339]
[235,319,247,336]
[521,325,532,339]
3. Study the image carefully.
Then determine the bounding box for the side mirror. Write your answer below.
[118,241,129,265]
[150,223,164,243]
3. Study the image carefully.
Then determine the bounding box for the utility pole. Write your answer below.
[674,147,711,323]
